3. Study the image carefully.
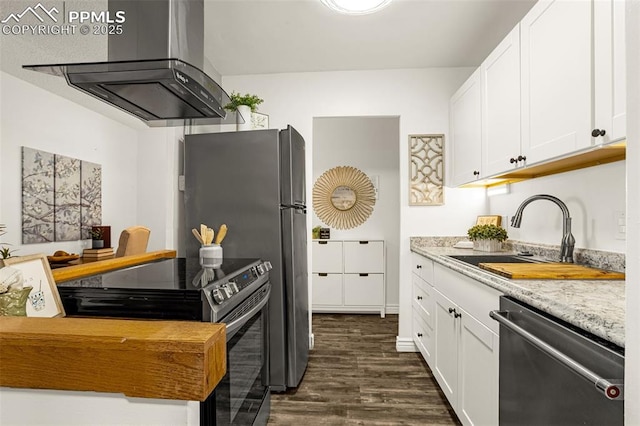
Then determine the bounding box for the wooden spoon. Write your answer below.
[215,224,227,245]
[191,228,204,244]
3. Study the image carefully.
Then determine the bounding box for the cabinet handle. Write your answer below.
[359,273,369,277]
[417,296,423,300]
[359,241,369,244]
[592,128,606,137]
[416,265,422,269]
[473,170,480,176]
[318,241,328,245]
[517,155,527,162]
[318,273,328,277]
[454,312,462,318]
[417,333,423,338]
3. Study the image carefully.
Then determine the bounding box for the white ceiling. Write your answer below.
[203,0,537,76]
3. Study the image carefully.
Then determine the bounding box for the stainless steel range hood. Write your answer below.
[23,0,231,127]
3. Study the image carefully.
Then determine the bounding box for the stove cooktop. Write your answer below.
[57,257,265,320]
[57,257,260,291]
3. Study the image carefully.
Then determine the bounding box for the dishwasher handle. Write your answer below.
[490,310,624,401]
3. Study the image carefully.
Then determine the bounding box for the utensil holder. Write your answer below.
[200,244,223,268]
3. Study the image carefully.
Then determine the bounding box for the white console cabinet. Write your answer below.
[312,240,385,317]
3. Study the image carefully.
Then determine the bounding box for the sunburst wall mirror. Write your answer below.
[312,166,376,230]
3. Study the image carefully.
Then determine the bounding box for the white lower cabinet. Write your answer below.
[312,240,386,317]
[411,253,501,426]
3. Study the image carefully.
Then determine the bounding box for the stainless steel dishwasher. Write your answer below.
[490,296,624,425]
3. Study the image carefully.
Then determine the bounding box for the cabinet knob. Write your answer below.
[473,170,480,176]
[416,265,422,269]
[417,296,423,300]
[510,157,517,164]
[448,307,455,314]
[517,155,527,162]
[454,312,462,318]
[417,333,423,338]
[592,129,606,137]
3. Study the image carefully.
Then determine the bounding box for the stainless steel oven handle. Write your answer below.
[490,310,624,401]
[225,286,271,341]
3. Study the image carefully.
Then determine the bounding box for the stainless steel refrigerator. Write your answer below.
[184,126,309,391]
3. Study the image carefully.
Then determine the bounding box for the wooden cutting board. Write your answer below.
[478,262,625,280]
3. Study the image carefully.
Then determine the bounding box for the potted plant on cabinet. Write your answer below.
[224,92,264,131]
[467,224,508,252]
[90,227,104,249]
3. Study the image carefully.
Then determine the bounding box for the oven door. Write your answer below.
[208,283,271,426]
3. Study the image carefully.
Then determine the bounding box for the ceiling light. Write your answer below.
[321,0,393,15]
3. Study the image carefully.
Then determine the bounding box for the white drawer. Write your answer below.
[433,263,502,334]
[312,240,343,273]
[411,252,434,284]
[412,275,434,327]
[344,273,384,306]
[312,273,342,306]
[344,241,384,273]
[413,309,433,363]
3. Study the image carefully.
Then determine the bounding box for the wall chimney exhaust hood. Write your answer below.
[22,0,231,127]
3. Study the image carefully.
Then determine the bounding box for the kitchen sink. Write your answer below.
[447,254,547,267]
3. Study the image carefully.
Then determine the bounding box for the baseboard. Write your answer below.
[385,304,399,314]
[396,336,418,352]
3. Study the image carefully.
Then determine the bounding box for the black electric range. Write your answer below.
[57,257,269,321]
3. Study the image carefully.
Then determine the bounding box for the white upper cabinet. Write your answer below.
[520,0,593,164]
[449,68,482,186]
[594,0,626,144]
[481,24,522,177]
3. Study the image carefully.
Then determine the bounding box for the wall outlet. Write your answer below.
[614,210,626,240]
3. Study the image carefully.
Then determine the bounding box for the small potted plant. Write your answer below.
[0,224,14,260]
[224,92,264,131]
[90,227,104,249]
[467,224,508,252]
[312,226,321,239]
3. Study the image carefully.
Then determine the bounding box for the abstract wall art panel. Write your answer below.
[22,147,55,243]
[21,147,102,243]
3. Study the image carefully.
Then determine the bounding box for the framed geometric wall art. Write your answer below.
[409,134,444,206]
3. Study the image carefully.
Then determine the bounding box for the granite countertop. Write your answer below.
[410,238,625,348]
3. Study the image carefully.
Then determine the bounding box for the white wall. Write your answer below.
[0,71,139,256]
[625,0,639,422]
[222,68,487,340]
[313,116,400,309]
[488,161,626,253]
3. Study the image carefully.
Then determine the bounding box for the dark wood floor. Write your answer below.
[268,314,460,425]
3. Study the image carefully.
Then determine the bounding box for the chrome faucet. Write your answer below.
[510,194,575,263]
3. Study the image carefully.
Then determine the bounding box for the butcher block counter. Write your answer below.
[0,316,226,401]
[51,249,177,283]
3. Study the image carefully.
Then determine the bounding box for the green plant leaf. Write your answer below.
[223,92,264,112]
[467,224,508,242]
